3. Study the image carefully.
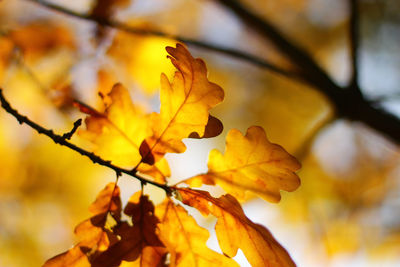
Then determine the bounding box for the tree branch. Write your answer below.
[0,88,172,194]
[215,0,400,144]
[23,0,298,80]
[214,0,339,92]
[349,0,360,88]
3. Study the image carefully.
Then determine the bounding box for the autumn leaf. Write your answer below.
[44,183,121,267]
[77,83,170,183]
[186,126,301,202]
[9,21,75,62]
[178,188,296,267]
[155,198,239,267]
[140,44,224,164]
[90,193,166,267]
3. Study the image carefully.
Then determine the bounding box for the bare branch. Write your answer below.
[0,88,172,194]
[24,0,298,80]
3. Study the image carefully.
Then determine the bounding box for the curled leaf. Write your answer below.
[186,126,301,202]
[140,44,224,164]
[178,188,296,267]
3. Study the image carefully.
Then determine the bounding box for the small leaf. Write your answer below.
[178,188,296,267]
[140,44,224,164]
[186,126,301,202]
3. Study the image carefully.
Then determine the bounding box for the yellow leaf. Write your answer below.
[187,126,301,202]
[140,44,224,164]
[155,199,239,267]
[178,188,296,267]
[78,83,170,182]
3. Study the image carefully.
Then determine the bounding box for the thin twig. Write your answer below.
[23,0,298,80]
[62,118,82,140]
[0,88,172,194]
[349,0,359,88]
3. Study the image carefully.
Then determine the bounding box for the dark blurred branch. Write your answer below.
[24,0,298,80]
[0,89,171,194]
[214,0,339,91]
[215,0,400,144]
[349,0,360,88]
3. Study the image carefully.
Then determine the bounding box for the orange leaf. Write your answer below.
[140,44,224,164]
[186,126,301,202]
[178,188,296,267]
[78,83,170,183]
[43,246,90,267]
[10,21,75,62]
[155,199,239,267]
[44,183,121,266]
[88,182,122,219]
[90,193,166,267]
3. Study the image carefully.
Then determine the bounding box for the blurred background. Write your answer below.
[0,0,399,266]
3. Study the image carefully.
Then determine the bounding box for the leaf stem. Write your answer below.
[0,88,172,194]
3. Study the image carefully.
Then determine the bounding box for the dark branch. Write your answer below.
[0,88,171,194]
[349,0,360,87]
[214,0,339,92]
[24,0,298,80]
[215,0,400,144]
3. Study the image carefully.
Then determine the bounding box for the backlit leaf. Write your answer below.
[90,193,166,267]
[78,83,170,182]
[178,188,296,267]
[186,126,301,202]
[155,199,239,267]
[140,44,224,164]
[43,183,121,267]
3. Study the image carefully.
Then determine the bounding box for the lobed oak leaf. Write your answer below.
[78,83,170,183]
[178,188,296,267]
[44,183,121,267]
[155,199,239,267]
[186,126,301,202]
[140,44,224,164]
[91,193,166,267]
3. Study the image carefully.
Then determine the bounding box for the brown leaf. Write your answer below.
[186,126,301,202]
[155,199,239,267]
[178,188,296,267]
[140,44,224,164]
[91,193,166,267]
